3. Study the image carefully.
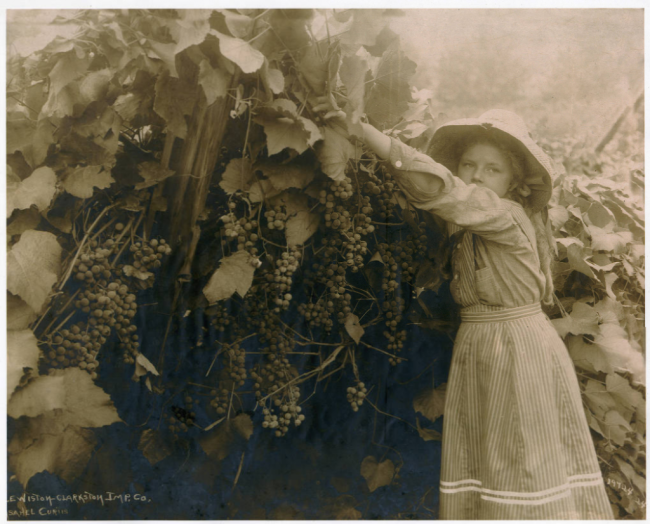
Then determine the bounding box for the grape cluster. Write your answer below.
[210,387,231,416]
[264,248,301,313]
[377,243,400,291]
[319,176,354,209]
[165,406,194,435]
[346,381,368,412]
[43,323,101,379]
[297,299,333,331]
[207,302,231,332]
[225,343,247,387]
[129,237,171,272]
[386,329,408,366]
[49,222,172,374]
[365,171,397,220]
[221,203,260,255]
[73,239,116,284]
[264,205,288,232]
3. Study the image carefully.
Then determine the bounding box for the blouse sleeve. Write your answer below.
[386,136,519,243]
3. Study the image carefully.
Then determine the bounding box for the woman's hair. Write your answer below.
[455,128,555,306]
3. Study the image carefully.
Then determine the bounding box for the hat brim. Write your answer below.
[427,118,554,212]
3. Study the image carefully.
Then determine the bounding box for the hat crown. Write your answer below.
[478,109,532,139]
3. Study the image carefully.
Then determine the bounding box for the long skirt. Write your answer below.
[439,303,614,520]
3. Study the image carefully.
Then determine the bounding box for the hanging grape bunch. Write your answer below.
[365,169,397,220]
[207,302,231,333]
[44,222,174,372]
[265,248,301,313]
[252,353,304,437]
[43,323,101,379]
[220,200,260,255]
[226,343,247,387]
[346,381,368,412]
[210,387,231,417]
[265,205,288,232]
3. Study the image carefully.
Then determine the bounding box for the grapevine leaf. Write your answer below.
[7,112,35,155]
[203,251,256,303]
[78,69,112,104]
[48,51,92,96]
[413,382,446,423]
[588,225,633,253]
[132,352,160,381]
[256,162,314,191]
[122,265,154,280]
[316,126,354,182]
[606,373,643,418]
[548,206,570,229]
[369,251,384,264]
[8,15,80,57]
[415,418,442,442]
[594,326,645,385]
[614,456,646,495]
[135,161,175,190]
[583,380,618,419]
[249,179,281,203]
[200,414,252,461]
[7,166,57,218]
[153,72,199,139]
[339,53,370,123]
[255,102,322,155]
[61,165,115,199]
[8,368,123,427]
[344,313,365,344]
[212,30,264,74]
[138,429,171,466]
[220,158,254,194]
[551,302,600,338]
[8,416,97,488]
[169,16,211,54]
[360,456,395,493]
[7,329,40,398]
[298,40,333,95]
[7,230,61,313]
[566,243,595,278]
[602,410,633,446]
[261,61,285,95]
[7,293,37,331]
[220,10,254,38]
[198,59,231,106]
[231,413,254,440]
[286,211,320,248]
[566,336,607,375]
[147,41,179,77]
[365,43,416,129]
[587,201,615,228]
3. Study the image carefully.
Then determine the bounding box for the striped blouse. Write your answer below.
[386,136,548,308]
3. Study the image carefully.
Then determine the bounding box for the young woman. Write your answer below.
[315,101,614,520]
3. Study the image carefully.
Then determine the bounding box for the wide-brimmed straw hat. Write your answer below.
[427,109,555,212]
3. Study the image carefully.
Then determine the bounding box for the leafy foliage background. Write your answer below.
[6,9,645,519]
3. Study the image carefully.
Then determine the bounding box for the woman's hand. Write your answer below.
[311,95,364,141]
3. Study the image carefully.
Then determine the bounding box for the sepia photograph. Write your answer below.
[5,7,645,520]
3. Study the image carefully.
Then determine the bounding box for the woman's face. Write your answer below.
[457,143,515,198]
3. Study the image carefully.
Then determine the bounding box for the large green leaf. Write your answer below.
[203,251,257,303]
[7,230,61,313]
[6,166,57,218]
[153,71,200,139]
[61,165,115,199]
[7,329,40,398]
